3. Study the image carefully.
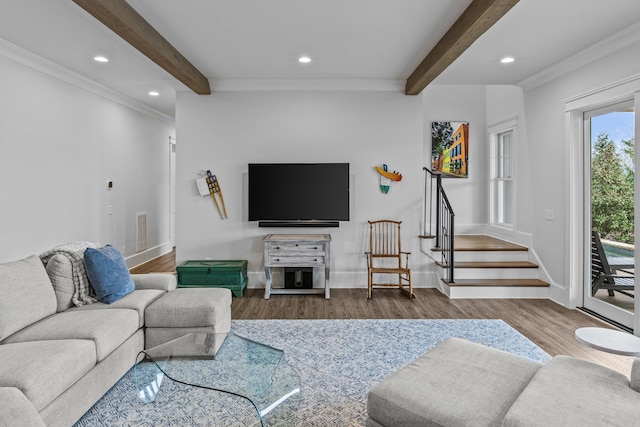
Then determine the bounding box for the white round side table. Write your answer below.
[575,327,640,356]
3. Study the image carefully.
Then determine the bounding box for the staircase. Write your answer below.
[420,168,549,299]
[431,235,550,299]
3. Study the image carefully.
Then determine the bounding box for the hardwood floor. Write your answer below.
[132,248,635,376]
[129,249,177,274]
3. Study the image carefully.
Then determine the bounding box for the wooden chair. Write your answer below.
[366,220,414,299]
[591,230,634,298]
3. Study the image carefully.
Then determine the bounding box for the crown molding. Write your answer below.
[518,21,640,92]
[0,37,174,125]
[564,72,640,111]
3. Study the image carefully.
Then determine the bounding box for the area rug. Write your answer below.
[75,319,551,427]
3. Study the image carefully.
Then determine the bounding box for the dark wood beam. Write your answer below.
[405,0,519,95]
[73,0,211,95]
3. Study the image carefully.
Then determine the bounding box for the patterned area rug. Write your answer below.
[75,319,551,427]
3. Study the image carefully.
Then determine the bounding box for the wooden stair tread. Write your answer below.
[436,261,539,269]
[432,235,527,252]
[442,278,550,287]
[419,234,436,239]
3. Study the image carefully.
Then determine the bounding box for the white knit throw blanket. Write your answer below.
[40,241,99,306]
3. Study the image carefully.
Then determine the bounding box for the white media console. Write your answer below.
[263,234,331,299]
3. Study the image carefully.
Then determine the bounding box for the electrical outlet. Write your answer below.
[106,205,113,215]
[544,209,554,221]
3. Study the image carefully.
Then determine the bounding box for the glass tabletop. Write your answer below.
[134,332,300,426]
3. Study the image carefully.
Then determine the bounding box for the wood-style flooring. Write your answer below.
[131,248,635,376]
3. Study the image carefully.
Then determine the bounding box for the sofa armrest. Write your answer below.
[631,358,640,392]
[0,387,46,427]
[132,273,177,291]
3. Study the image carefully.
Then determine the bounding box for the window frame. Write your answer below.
[488,117,518,230]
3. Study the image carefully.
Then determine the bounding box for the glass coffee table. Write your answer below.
[134,332,300,426]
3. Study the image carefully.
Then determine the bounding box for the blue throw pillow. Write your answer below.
[84,245,134,304]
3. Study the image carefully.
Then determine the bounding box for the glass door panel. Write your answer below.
[584,101,635,328]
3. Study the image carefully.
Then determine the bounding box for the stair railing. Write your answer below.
[423,167,455,283]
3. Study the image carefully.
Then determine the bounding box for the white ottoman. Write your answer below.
[366,337,543,427]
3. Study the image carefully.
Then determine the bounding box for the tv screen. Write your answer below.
[248,163,350,226]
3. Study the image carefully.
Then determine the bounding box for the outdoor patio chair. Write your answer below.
[591,230,634,298]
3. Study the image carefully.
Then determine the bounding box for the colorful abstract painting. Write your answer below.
[431,121,469,178]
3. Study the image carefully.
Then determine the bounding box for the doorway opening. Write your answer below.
[583,100,635,328]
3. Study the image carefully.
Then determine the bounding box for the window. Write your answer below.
[489,118,517,229]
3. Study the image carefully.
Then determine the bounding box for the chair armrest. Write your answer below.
[132,273,177,291]
[0,387,46,427]
[596,273,635,281]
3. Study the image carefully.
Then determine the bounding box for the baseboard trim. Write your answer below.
[245,270,437,290]
[125,242,173,269]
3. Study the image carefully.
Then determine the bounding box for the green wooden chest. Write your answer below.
[177,260,248,297]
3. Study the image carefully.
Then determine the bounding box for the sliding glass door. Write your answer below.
[583,100,635,328]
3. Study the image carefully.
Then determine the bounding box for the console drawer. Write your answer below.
[268,243,325,255]
[268,255,325,266]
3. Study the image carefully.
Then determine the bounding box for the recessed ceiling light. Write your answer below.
[148,91,160,96]
[94,56,109,63]
[500,57,515,64]
[298,56,311,64]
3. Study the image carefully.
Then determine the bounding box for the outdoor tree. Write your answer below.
[591,132,634,243]
[431,121,454,154]
[621,137,635,186]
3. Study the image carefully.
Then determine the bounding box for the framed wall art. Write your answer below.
[431,121,469,178]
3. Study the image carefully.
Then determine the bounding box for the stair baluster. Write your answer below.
[423,167,456,283]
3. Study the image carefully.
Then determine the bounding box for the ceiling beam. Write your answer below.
[73,0,211,95]
[405,0,519,95]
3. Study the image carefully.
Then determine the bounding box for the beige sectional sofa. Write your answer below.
[367,337,640,427]
[0,253,231,427]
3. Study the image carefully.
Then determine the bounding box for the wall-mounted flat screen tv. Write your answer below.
[248,163,350,227]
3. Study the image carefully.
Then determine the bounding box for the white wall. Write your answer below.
[517,38,640,305]
[421,85,488,231]
[0,43,175,264]
[175,89,427,288]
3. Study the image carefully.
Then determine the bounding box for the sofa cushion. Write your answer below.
[0,387,46,427]
[630,357,640,392]
[502,355,640,427]
[2,309,139,361]
[84,244,135,304]
[145,288,232,328]
[367,337,542,427]
[0,255,56,342]
[0,340,96,411]
[44,254,75,312]
[132,273,177,291]
[68,289,166,328]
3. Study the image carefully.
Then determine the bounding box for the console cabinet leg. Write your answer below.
[264,267,272,299]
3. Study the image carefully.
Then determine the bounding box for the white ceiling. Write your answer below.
[1,0,639,118]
